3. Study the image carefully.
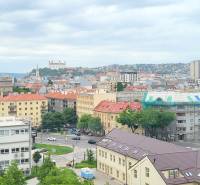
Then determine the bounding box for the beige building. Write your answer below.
[76,90,116,118]
[0,77,13,96]
[97,129,199,185]
[190,60,200,81]
[0,94,48,127]
[94,100,142,134]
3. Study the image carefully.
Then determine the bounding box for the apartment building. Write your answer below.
[143,92,200,141]
[0,117,32,175]
[76,90,116,118]
[0,94,48,127]
[0,76,13,96]
[94,100,142,134]
[190,60,200,81]
[45,92,77,112]
[120,71,138,84]
[97,129,198,185]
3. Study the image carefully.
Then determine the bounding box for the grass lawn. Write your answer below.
[75,160,97,169]
[34,143,73,155]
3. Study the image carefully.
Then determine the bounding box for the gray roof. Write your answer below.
[97,129,191,160]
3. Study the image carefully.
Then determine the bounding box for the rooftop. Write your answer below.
[0,93,47,102]
[0,117,30,127]
[45,92,77,100]
[94,100,141,114]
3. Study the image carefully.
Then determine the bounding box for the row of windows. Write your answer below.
[0,129,29,137]
[0,147,29,154]
[0,159,29,169]
[99,149,126,166]
[0,101,46,106]
[133,167,150,178]
[99,162,126,181]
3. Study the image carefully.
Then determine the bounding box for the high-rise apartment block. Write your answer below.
[190,60,200,81]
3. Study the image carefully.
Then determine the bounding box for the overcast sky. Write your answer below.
[0,0,200,72]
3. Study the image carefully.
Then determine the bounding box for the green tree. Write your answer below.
[86,149,95,163]
[33,151,42,173]
[63,108,77,125]
[38,156,55,182]
[77,114,92,132]
[116,82,124,92]
[2,162,26,185]
[117,108,142,133]
[88,117,102,134]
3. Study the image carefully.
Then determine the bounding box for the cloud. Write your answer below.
[0,0,199,72]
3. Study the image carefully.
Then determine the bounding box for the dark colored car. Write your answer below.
[88,139,96,144]
[72,136,81,140]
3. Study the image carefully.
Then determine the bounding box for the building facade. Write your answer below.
[143,92,200,141]
[120,71,138,84]
[45,92,77,112]
[97,129,199,185]
[0,77,13,96]
[0,94,48,127]
[76,90,116,118]
[94,100,142,134]
[190,60,200,81]
[48,60,66,70]
[0,117,32,175]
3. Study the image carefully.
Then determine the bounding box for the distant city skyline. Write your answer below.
[0,0,200,72]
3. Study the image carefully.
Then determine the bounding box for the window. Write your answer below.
[110,167,112,175]
[99,150,101,156]
[169,169,179,179]
[177,120,186,124]
[145,183,149,185]
[0,130,9,137]
[122,159,125,166]
[105,152,107,159]
[113,155,115,162]
[0,149,9,154]
[123,173,125,181]
[12,148,20,153]
[11,129,19,135]
[134,170,137,178]
[21,159,29,164]
[145,167,150,177]
[119,158,121,165]
[21,147,29,152]
[116,170,119,178]
[110,154,112,161]
[129,162,132,169]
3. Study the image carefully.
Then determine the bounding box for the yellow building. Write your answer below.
[94,100,142,134]
[76,90,116,118]
[97,129,199,185]
[0,94,48,127]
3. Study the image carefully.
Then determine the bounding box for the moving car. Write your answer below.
[47,137,56,141]
[72,136,81,140]
[88,139,96,144]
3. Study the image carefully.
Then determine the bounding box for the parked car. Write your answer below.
[75,132,81,136]
[88,139,96,144]
[72,136,81,140]
[47,137,56,141]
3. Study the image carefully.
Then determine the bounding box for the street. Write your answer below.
[35,132,100,167]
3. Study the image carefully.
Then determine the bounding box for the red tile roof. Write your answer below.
[94,100,141,114]
[0,93,47,102]
[45,92,77,100]
[125,85,148,91]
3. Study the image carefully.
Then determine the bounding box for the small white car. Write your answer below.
[47,137,56,141]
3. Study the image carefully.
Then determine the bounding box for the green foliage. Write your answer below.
[0,162,26,185]
[88,117,102,134]
[117,108,141,133]
[77,114,102,134]
[13,86,31,93]
[63,108,77,125]
[42,108,76,130]
[75,160,97,169]
[117,108,175,138]
[33,151,42,164]
[116,82,124,92]
[34,143,73,155]
[86,149,95,163]
[77,114,91,131]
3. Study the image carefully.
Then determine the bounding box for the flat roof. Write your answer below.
[0,117,29,127]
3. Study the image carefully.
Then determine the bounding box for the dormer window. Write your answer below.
[169,169,179,179]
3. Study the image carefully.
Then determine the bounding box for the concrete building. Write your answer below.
[190,60,200,81]
[0,117,32,175]
[45,92,77,112]
[76,90,117,118]
[143,91,200,141]
[0,94,48,127]
[120,71,138,84]
[97,129,198,185]
[0,76,13,96]
[94,100,142,134]
[48,60,66,70]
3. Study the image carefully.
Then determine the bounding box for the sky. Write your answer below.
[0,0,200,72]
